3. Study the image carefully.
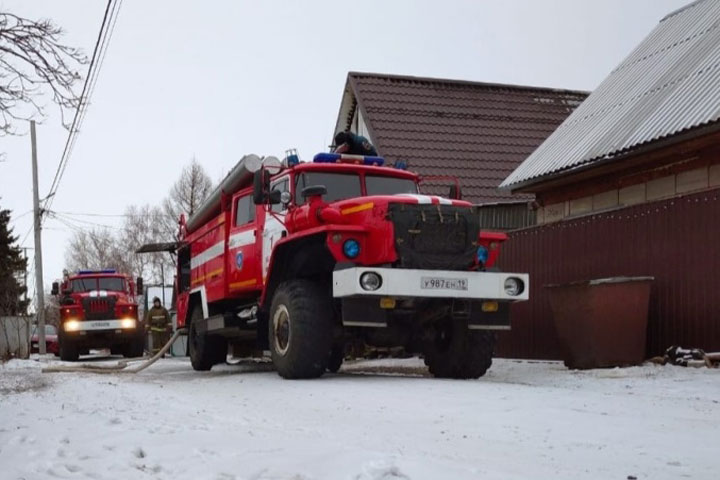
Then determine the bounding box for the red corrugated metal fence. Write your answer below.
[496,187,720,359]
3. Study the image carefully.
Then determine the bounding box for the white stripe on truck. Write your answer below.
[190,241,225,269]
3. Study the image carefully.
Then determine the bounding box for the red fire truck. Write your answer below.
[141,152,529,379]
[51,270,145,361]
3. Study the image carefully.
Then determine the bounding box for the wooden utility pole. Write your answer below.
[30,120,46,355]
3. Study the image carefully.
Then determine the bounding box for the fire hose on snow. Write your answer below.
[41,328,188,374]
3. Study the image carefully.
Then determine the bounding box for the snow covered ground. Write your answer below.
[1,355,718,480]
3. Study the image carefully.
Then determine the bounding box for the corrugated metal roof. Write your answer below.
[501,0,720,190]
[335,72,587,204]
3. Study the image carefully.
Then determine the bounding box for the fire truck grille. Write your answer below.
[82,297,116,320]
[388,203,480,271]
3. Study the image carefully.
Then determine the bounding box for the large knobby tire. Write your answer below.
[424,318,496,379]
[326,344,344,373]
[123,336,145,358]
[188,307,227,371]
[59,336,79,362]
[269,280,333,379]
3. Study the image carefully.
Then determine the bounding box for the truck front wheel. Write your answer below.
[188,307,227,371]
[59,336,79,362]
[269,280,333,379]
[423,318,496,379]
[123,336,145,358]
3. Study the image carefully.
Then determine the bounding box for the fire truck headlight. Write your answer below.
[120,318,137,329]
[64,320,81,332]
[360,272,382,291]
[504,277,524,296]
[343,239,360,259]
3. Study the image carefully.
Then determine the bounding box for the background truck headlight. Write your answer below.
[64,320,81,332]
[120,318,136,329]
[504,277,524,296]
[360,272,382,291]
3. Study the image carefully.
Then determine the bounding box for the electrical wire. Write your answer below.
[43,0,123,217]
[53,210,174,219]
[49,212,119,231]
[19,224,33,247]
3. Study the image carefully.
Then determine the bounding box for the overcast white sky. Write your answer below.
[0,0,689,304]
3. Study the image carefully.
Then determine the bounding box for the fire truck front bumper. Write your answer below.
[62,319,140,333]
[60,318,143,349]
[332,267,529,329]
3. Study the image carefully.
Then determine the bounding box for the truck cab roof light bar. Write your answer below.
[313,153,385,167]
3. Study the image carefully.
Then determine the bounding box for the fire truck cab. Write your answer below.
[158,152,529,379]
[51,270,144,361]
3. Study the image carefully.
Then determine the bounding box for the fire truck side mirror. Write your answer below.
[267,189,283,204]
[449,184,462,200]
[136,277,144,295]
[51,282,59,296]
[253,170,271,205]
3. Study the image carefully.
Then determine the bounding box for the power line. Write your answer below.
[19,224,33,247]
[44,0,112,206]
[53,210,174,219]
[46,0,124,214]
[43,0,123,216]
[49,211,120,230]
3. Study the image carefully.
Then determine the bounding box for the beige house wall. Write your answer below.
[537,164,717,224]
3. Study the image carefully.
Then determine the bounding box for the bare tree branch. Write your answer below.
[0,12,87,135]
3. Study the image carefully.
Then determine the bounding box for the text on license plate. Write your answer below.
[421,277,468,290]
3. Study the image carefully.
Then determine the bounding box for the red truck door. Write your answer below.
[228,191,260,293]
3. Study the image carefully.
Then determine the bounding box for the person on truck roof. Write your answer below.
[333,131,378,156]
[145,297,171,356]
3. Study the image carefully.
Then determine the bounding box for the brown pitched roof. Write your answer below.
[335,72,588,204]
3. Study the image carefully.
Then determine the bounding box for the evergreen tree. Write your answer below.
[0,203,28,316]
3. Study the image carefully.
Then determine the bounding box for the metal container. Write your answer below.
[545,276,653,369]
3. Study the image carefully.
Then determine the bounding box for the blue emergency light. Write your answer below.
[313,153,385,166]
[77,269,117,275]
[285,148,300,167]
[393,161,408,170]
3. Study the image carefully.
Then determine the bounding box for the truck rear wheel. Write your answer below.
[189,307,227,371]
[423,318,495,379]
[59,336,79,362]
[269,280,333,379]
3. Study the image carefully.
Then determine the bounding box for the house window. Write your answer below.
[235,195,255,226]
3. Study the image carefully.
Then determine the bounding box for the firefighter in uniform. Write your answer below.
[334,131,378,156]
[145,297,171,355]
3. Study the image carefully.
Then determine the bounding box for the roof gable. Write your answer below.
[501,0,720,191]
[336,72,588,204]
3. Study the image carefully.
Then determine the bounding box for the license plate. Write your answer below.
[89,321,111,328]
[421,277,468,291]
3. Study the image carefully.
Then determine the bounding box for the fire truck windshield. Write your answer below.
[295,172,361,204]
[365,175,419,196]
[71,277,125,292]
[295,172,419,205]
